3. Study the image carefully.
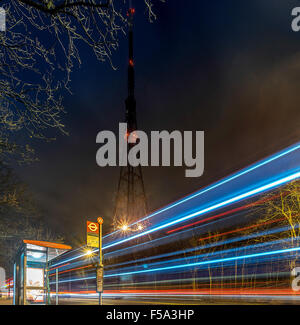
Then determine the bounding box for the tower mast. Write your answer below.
[126,6,137,135]
[113,4,148,229]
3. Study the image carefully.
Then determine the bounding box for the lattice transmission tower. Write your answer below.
[113,6,148,230]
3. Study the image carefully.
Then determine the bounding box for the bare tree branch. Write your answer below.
[0,0,163,162]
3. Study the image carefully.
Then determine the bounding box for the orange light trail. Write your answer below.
[198,217,285,242]
[49,264,93,277]
[49,263,70,272]
[166,193,283,234]
[52,288,300,296]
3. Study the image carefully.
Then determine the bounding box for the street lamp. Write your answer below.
[97,217,104,305]
[121,224,129,232]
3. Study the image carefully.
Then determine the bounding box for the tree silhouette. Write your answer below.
[0,0,162,161]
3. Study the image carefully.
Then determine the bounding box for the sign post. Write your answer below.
[55,268,58,305]
[86,221,99,247]
[86,218,104,305]
[97,217,104,305]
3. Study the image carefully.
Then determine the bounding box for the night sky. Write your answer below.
[15,0,300,245]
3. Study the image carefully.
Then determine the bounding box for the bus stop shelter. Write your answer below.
[13,240,71,305]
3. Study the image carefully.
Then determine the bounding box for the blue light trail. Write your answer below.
[104,142,300,239]
[103,171,300,250]
[104,246,300,278]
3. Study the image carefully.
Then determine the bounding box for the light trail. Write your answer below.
[106,237,300,275]
[51,248,98,268]
[197,217,286,241]
[103,171,300,250]
[166,194,283,234]
[104,219,297,261]
[51,240,300,285]
[50,276,96,285]
[48,143,300,280]
[104,245,300,278]
[103,271,290,288]
[49,264,93,277]
[50,288,300,303]
[50,223,296,277]
[49,144,300,268]
[104,218,286,270]
[50,221,299,277]
[104,142,300,239]
[51,221,299,273]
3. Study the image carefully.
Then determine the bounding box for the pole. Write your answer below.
[98,221,103,305]
[23,254,27,305]
[56,268,58,305]
[46,248,50,305]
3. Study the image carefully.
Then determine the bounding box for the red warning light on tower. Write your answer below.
[128,8,135,16]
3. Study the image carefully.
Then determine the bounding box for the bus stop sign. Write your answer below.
[87,221,99,248]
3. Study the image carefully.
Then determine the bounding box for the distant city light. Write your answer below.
[137,224,143,231]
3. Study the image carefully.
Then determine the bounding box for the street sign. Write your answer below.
[87,221,99,248]
[87,234,99,248]
[87,221,99,234]
[96,266,104,293]
[86,219,104,303]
